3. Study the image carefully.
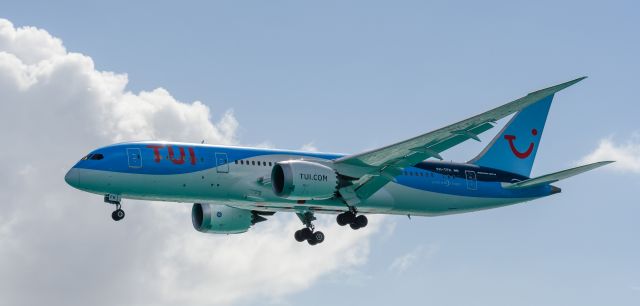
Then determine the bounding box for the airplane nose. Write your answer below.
[65,168,79,187]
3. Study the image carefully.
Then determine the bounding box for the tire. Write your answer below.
[343,212,356,224]
[294,230,305,242]
[349,222,361,230]
[355,215,368,228]
[300,228,313,240]
[336,214,348,226]
[307,238,318,246]
[313,231,325,244]
[111,209,125,221]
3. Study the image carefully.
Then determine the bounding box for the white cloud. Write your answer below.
[252,140,276,149]
[0,19,380,306]
[388,244,438,274]
[300,142,318,152]
[580,136,640,174]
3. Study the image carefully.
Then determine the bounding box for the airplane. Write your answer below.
[65,77,612,245]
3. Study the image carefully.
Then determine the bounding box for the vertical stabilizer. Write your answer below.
[469,95,554,177]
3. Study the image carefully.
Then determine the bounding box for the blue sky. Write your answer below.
[8,0,636,155]
[1,1,639,305]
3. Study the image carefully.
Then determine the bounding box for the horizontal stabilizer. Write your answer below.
[504,161,614,189]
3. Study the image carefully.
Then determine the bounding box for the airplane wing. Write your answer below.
[503,161,614,189]
[333,77,587,204]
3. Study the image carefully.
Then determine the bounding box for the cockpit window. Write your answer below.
[90,154,104,160]
[81,154,92,161]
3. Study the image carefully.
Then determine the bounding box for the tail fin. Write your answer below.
[469,95,554,177]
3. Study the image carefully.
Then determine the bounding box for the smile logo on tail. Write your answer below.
[504,129,538,159]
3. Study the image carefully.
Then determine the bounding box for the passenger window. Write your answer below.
[269,162,272,166]
[257,161,261,166]
[234,160,238,164]
[252,161,255,166]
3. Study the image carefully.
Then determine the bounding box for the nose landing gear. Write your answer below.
[111,204,125,221]
[105,194,125,221]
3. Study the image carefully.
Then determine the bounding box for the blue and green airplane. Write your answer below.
[65,77,612,245]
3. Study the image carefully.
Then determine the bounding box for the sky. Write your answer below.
[0,1,639,305]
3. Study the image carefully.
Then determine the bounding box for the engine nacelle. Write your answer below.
[192,203,258,234]
[271,160,338,200]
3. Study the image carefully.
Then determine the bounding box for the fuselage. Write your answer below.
[65,141,557,216]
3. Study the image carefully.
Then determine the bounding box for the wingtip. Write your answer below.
[529,76,588,96]
[550,76,588,91]
[586,160,615,169]
[596,160,615,165]
[568,76,588,85]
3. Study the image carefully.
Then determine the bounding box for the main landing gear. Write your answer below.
[104,194,125,221]
[336,210,368,230]
[294,212,325,246]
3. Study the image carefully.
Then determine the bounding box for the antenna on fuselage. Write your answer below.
[201,140,205,144]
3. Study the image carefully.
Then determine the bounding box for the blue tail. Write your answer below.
[469,95,554,177]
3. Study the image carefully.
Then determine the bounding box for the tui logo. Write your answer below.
[504,129,538,159]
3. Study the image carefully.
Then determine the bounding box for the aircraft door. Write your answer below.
[127,148,142,168]
[465,170,477,190]
[215,152,229,173]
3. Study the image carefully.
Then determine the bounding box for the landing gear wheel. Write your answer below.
[295,228,324,245]
[337,212,355,226]
[306,231,324,245]
[337,214,347,226]
[355,215,368,228]
[294,229,306,242]
[341,210,367,230]
[111,209,125,221]
[312,231,325,244]
[299,227,313,240]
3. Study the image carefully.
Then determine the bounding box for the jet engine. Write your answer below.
[271,160,339,200]
[191,203,266,234]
